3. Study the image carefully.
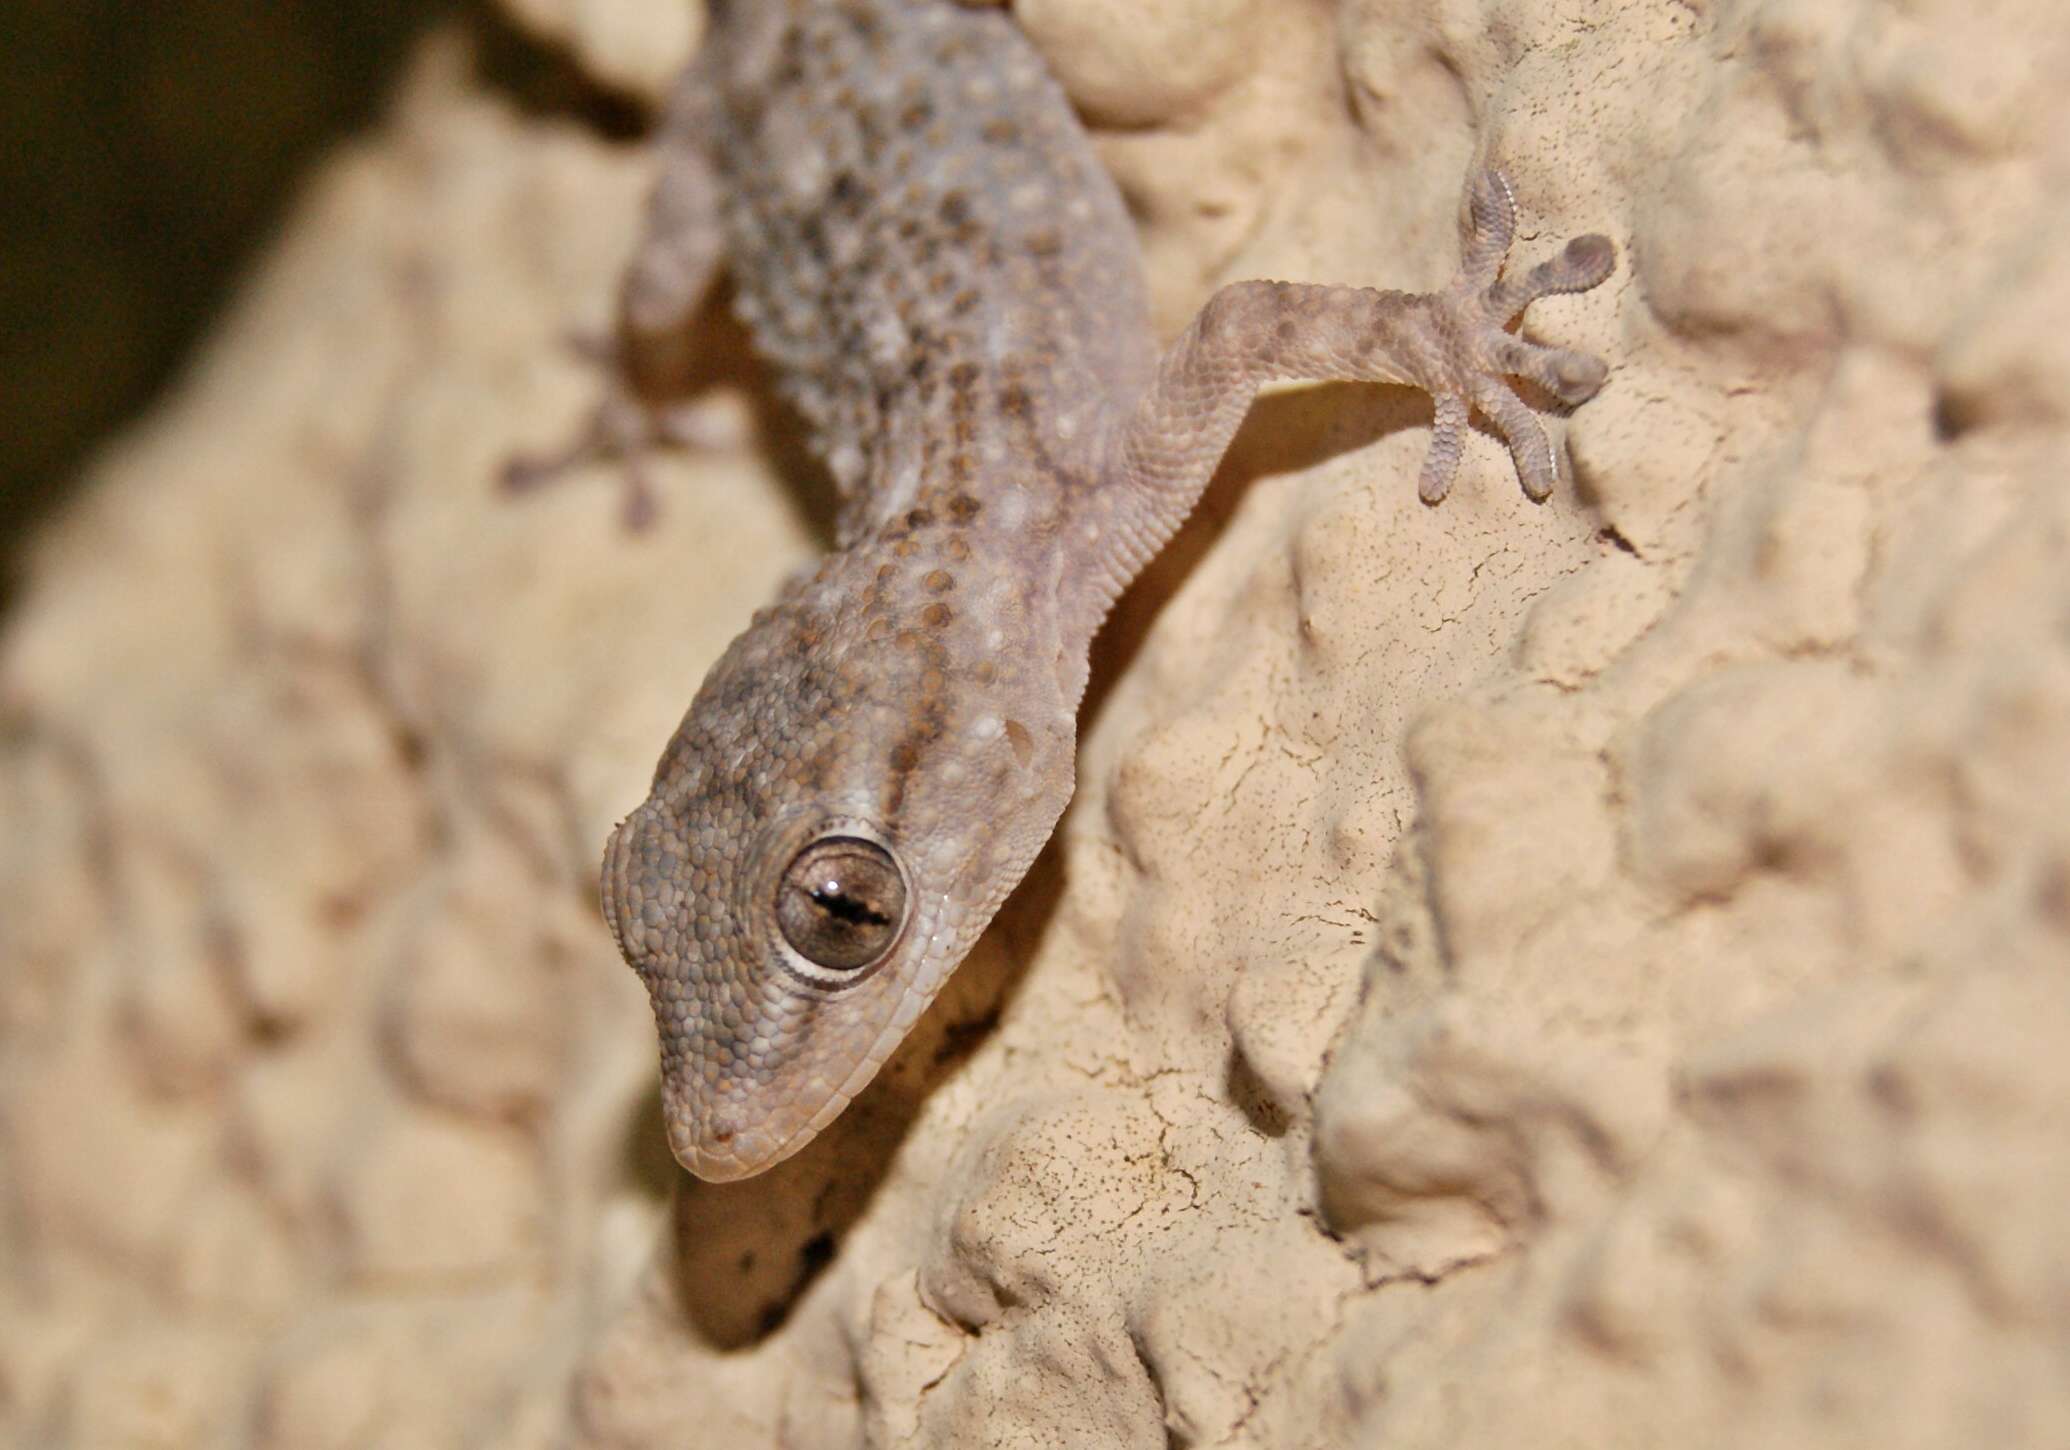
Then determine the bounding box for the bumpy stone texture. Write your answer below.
[4,2,2069,1448]
[500,0,696,104]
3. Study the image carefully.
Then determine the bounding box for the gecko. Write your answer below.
[576,0,1616,1181]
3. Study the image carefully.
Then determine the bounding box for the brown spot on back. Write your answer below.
[923,570,955,592]
[920,602,953,628]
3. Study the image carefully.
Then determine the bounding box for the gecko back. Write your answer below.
[600,0,1618,1180]
[694,0,1155,536]
[604,0,1161,1180]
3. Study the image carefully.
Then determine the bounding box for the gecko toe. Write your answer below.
[1457,169,1520,290]
[1485,234,1617,319]
[1544,350,1609,406]
[1473,377,1561,502]
[1560,234,1617,289]
[1419,395,1471,505]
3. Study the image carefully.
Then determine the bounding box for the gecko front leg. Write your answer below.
[501,69,729,529]
[1082,169,1616,622]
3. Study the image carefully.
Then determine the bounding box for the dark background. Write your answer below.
[0,2,643,593]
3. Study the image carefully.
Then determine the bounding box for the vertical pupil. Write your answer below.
[812,875,886,924]
[776,835,906,971]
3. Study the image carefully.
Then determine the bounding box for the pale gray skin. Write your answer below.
[584,0,1616,1181]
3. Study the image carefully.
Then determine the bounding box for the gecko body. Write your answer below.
[593,0,1616,1181]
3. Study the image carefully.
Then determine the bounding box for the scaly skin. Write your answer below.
[591,0,1616,1181]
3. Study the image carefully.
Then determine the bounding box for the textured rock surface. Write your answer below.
[5,2,2070,1447]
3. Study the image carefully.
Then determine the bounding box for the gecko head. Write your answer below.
[599,594,1071,1182]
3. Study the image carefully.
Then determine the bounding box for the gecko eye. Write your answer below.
[776,836,907,972]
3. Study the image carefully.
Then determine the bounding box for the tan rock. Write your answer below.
[327,1104,543,1288]
[4,1,2070,1447]
[381,831,574,1120]
[253,1297,559,1450]
[57,1326,248,1450]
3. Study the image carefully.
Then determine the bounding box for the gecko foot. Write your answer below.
[498,333,741,532]
[1419,169,1616,506]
